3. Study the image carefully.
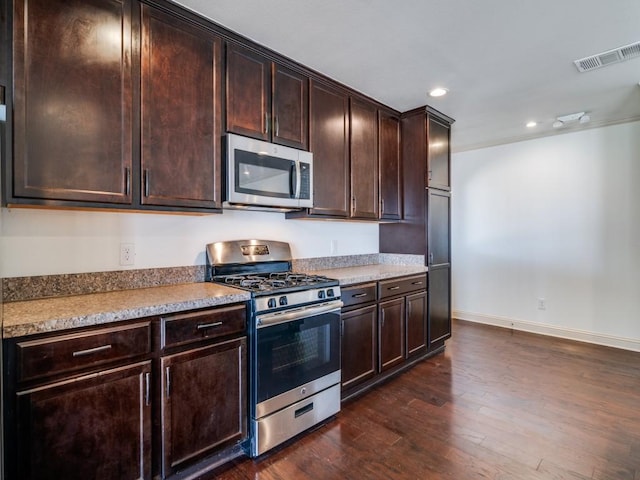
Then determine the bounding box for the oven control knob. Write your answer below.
[301,387,307,396]
[327,288,335,298]
[268,298,277,309]
[318,290,326,299]
[279,296,288,306]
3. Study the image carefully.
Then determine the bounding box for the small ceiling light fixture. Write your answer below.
[429,87,448,97]
[553,111,590,128]
[526,121,537,128]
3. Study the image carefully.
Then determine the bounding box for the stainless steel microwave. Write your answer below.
[225,133,313,210]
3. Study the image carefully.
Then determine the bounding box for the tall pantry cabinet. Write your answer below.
[379,106,454,351]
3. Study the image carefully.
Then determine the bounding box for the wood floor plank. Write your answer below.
[211,320,640,479]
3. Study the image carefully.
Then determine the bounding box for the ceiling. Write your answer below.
[174,0,640,152]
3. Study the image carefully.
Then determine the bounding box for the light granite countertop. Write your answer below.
[314,264,427,286]
[2,283,250,338]
[2,263,425,338]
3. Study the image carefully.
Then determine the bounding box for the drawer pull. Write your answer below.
[388,286,400,291]
[353,293,368,298]
[412,281,423,285]
[196,321,223,330]
[72,344,112,357]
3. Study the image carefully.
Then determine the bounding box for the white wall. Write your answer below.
[452,121,640,350]
[0,207,379,277]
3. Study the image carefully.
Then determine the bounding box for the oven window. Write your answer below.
[235,150,294,199]
[256,311,340,403]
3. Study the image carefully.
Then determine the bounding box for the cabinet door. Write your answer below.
[427,115,451,190]
[427,188,451,266]
[161,338,246,477]
[406,291,427,356]
[12,0,133,204]
[226,44,270,141]
[350,98,378,219]
[16,362,151,480]
[378,298,405,372]
[272,63,308,149]
[140,6,222,209]
[308,80,350,217]
[341,305,377,391]
[378,110,402,220]
[428,266,452,347]
[379,109,427,255]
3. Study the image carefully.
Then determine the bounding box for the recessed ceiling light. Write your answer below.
[429,87,448,97]
[526,121,537,128]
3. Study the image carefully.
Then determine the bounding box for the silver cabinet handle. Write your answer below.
[72,344,112,357]
[165,367,171,398]
[353,293,368,298]
[264,112,269,134]
[388,286,400,291]
[144,169,150,197]
[124,167,131,196]
[412,281,423,286]
[196,321,223,330]
[144,372,151,406]
[0,85,5,122]
[275,115,279,136]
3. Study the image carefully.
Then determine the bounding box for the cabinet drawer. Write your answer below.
[17,322,152,383]
[161,304,246,349]
[378,274,427,300]
[341,283,377,309]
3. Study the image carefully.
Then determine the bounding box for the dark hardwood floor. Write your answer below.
[212,320,640,479]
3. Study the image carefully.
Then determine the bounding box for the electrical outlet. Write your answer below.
[120,243,135,266]
[537,298,546,310]
[330,239,338,255]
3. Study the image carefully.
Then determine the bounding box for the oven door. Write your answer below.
[254,301,342,419]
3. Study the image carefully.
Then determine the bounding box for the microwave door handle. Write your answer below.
[289,162,302,199]
[295,161,302,199]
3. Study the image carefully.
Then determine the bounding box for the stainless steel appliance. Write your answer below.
[206,240,341,457]
[225,133,313,211]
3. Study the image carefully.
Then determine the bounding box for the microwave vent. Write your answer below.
[573,41,640,72]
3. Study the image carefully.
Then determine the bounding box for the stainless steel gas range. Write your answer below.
[206,240,342,457]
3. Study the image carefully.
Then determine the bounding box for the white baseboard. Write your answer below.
[453,310,640,353]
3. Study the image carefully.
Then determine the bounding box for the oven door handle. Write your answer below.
[256,300,343,328]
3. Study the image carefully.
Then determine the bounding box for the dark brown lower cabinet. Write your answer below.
[341,304,377,391]
[160,337,246,478]
[378,297,405,371]
[340,275,429,400]
[428,266,452,347]
[406,290,427,356]
[5,304,248,480]
[16,361,152,480]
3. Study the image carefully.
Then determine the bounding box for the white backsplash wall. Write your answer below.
[451,120,640,349]
[0,207,379,277]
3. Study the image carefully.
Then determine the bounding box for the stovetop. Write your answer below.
[213,272,338,295]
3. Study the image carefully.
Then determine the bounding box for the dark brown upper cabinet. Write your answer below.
[12,0,134,205]
[226,43,308,150]
[350,98,379,219]
[140,5,223,209]
[378,109,402,221]
[302,79,350,217]
[427,112,452,191]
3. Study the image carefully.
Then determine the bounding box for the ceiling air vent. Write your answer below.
[574,41,640,72]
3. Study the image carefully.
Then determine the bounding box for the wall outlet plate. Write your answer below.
[120,243,135,266]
